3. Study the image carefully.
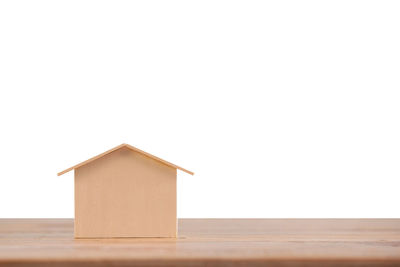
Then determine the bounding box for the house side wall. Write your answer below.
[74,147,177,238]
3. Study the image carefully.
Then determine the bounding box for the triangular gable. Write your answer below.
[58,143,194,176]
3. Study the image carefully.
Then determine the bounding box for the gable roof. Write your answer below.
[58,143,194,176]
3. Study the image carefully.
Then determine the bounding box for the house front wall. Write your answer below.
[74,147,177,238]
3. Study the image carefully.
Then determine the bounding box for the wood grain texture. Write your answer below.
[75,146,177,238]
[0,219,400,266]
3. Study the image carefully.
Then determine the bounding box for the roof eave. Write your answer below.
[58,144,194,176]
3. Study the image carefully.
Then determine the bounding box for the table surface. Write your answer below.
[0,219,399,266]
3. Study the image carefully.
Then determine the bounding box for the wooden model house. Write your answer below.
[58,144,193,238]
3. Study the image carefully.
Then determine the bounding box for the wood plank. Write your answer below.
[0,219,399,266]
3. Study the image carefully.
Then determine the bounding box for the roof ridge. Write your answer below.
[57,144,194,176]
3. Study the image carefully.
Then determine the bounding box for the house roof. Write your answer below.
[58,143,194,176]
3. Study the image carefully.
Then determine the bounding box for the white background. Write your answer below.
[1,0,399,218]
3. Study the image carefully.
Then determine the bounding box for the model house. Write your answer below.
[58,143,193,238]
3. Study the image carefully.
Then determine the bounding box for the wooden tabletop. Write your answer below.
[0,219,399,266]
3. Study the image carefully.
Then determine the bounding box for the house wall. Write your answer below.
[74,147,177,238]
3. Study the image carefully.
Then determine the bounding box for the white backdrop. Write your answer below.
[1,0,399,218]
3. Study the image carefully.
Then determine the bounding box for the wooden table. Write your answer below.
[0,219,399,266]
